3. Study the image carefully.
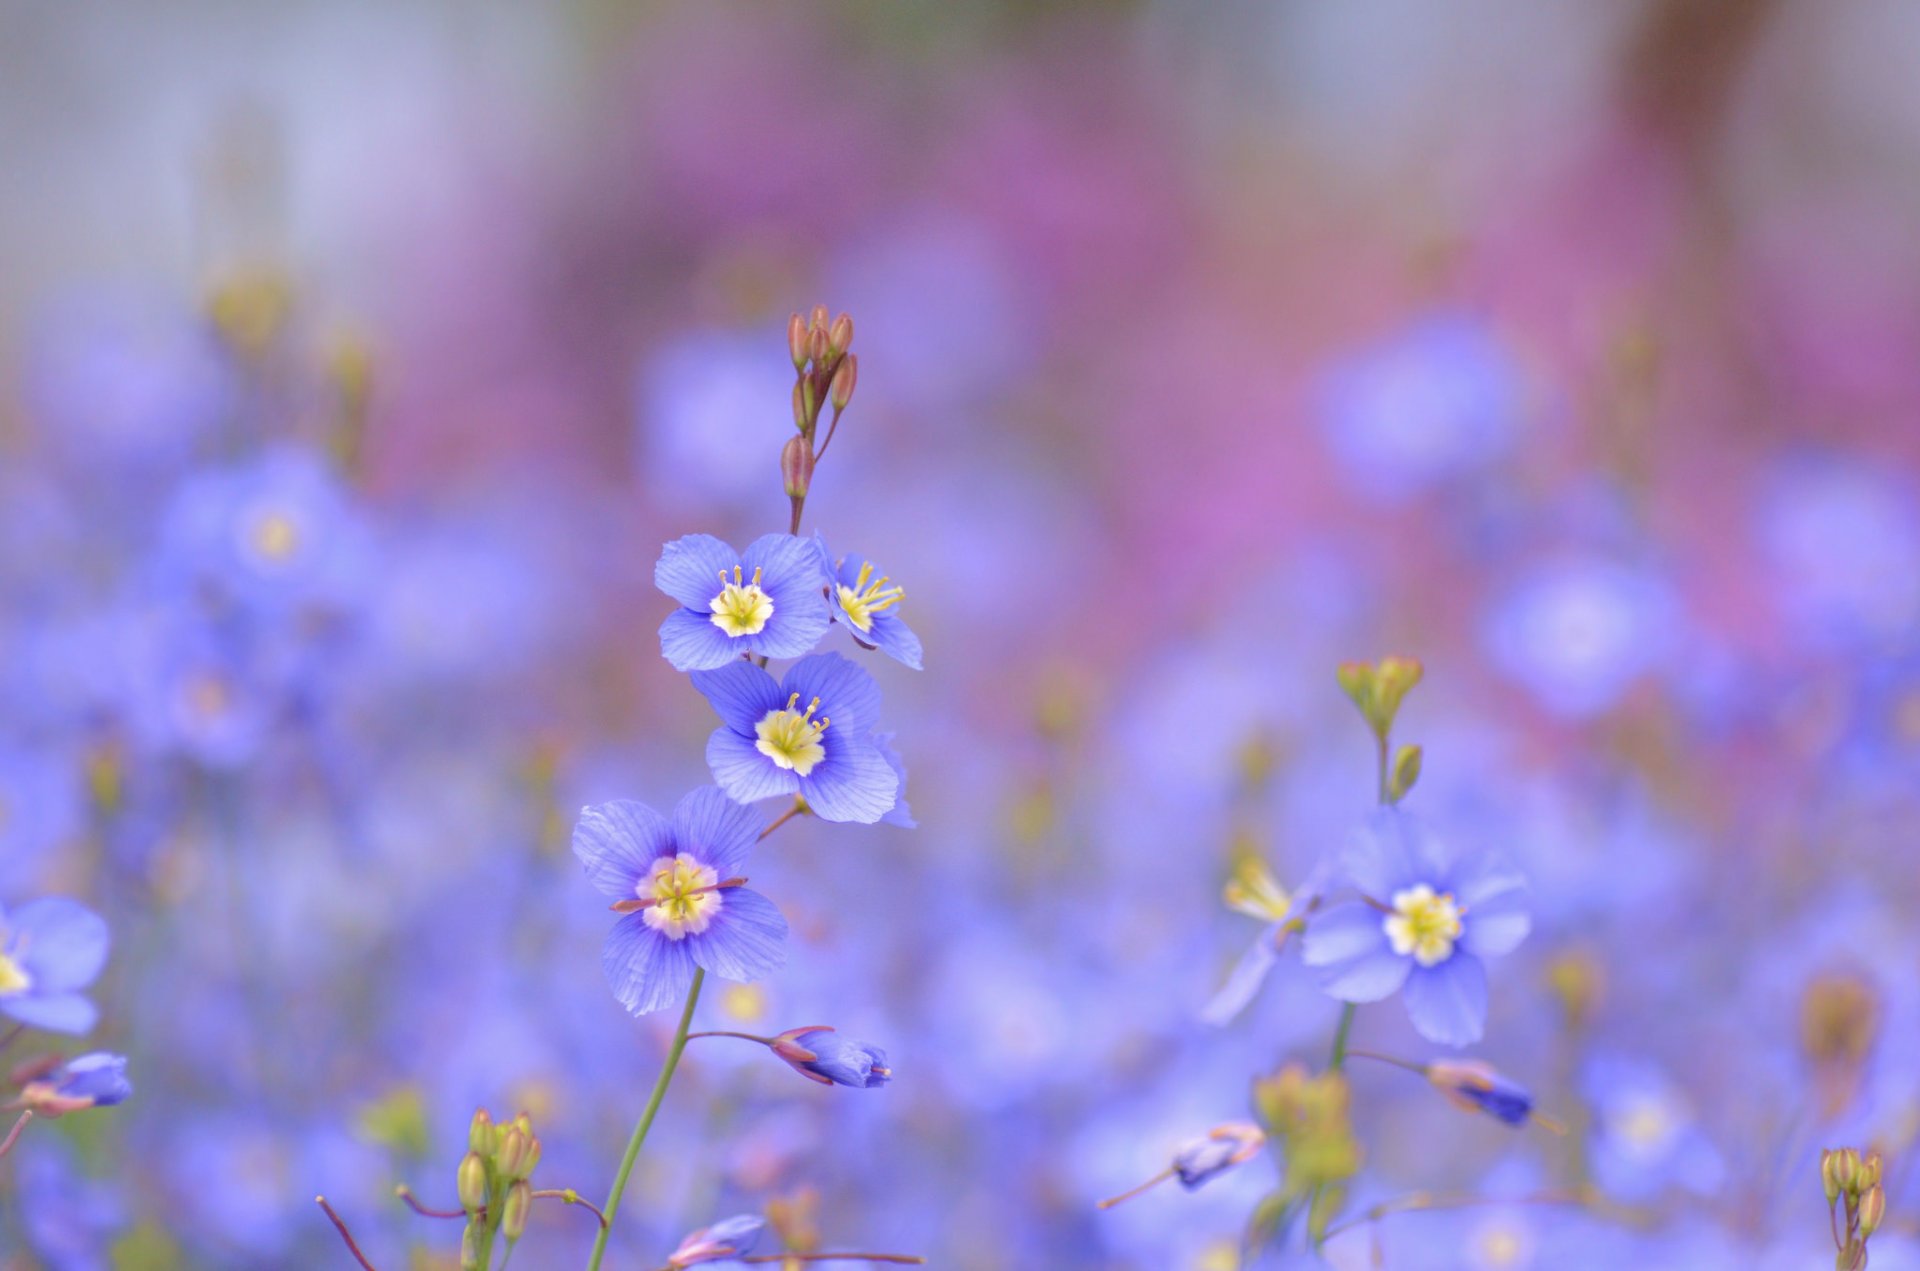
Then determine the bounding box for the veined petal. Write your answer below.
[690,888,788,982]
[672,785,765,877]
[800,739,898,824]
[0,991,98,1035]
[12,898,109,992]
[782,653,882,737]
[1340,808,1433,898]
[707,728,802,804]
[603,914,699,1016]
[1201,925,1283,1026]
[691,662,786,734]
[655,534,741,609]
[868,612,924,671]
[1404,954,1488,1047]
[574,800,675,900]
[661,608,749,672]
[875,732,915,829]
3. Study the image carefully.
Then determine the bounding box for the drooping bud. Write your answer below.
[1424,1059,1550,1129]
[500,1180,532,1242]
[456,1151,489,1214]
[1171,1122,1267,1188]
[1387,743,1423,804]
[12,1053,133,1117]
[828,313,853,357]
[830,351,858,410]
[668,1214,766,1268]
[787,313,809,369]
[782,436,814,500]
[769,1026,892,1088]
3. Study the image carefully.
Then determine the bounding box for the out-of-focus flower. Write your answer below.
[1758,453,1920,651]
[574,788,788,1016]
[770,1026,892,1088]
[690,653,900,824]
[1582,1054,1723,1203]
[1482,556,1678,718]
[668,1213,765,1267]
[0,746,83,894]
[1302,809,1529,1046]
[656,533,834,671]
[0,898,110,1035]
[13,1052,133,1116]
[817,538,923,670]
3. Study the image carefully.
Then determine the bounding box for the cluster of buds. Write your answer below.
[456,1107,543,1268]
[780,305,858,530]
[1802,971,1881,1120]
[1,1051,132,1160]
[1335,657,1424,802]
[1823,1147,1888,1271]
[1252,1063,1363,1242]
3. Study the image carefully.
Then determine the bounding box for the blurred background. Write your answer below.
[3,0,1920,1266]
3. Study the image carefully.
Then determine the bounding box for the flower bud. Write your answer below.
[669,1214,766,1268]
[456,1151,489,1214]
[782,436,814,500]
[1388,743,1423,803]
[828,313,853,356]
[468,1108,496,1155]
[769,1026,891,1088]
[787,313,809,369]
[1171,1122,1266,1189]
[460,1222,486,1271]
[1425,1059,1534,1127]
[809,303,830,333]
[13,1053,132,1118]
[792,379,812,434]
[1832,1148,1862,1196]
[1823,1149,1845,1204]
[1859,1184,1886,1238]
[496,1126,528,1180]
[501,1180,532,1242]
[830,352,857,410]
[808,325,830,364]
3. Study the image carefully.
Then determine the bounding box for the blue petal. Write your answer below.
[13,898,109,992]
[690,888,788,982]
[1302,904,1409,1002]
[602,914,699,1016]
[655,534,741,609]
[1403,954,1488,1047]
[706,728,801,804]
[800,740,898,824]
[1452,854,1531,959]
[868,612,924,671]
[574,800,675,900]
[1,991,98,1035]
[744,535,833,659]
[1340,808,1436,899]
[782,653,882,737]
[690,661,785,734]
[660,609,748,672]
[1201,925,1283,1026]
[875,733,916,829]
[672,786,765,877]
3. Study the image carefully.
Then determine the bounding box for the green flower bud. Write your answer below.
[456,1151,490,1215]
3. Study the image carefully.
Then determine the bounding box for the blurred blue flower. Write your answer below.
[1582,1054,1723,1204]
[1757,452,1920,652]
[1483,555,1678,718]
[690,653,900,824]
[13,1134,124,1271]
[575,787,789,1015]
[771,1026,892,1088]
[1301,809,1529,1046]
[0,744,83,894]
[1317,310,1523,502]
[638,327,796,507]
[0,897,109,1035]
[817,538,923,670]
[657,533,833,671]
[18,1052,132,1115]
[667,1213,764,1267]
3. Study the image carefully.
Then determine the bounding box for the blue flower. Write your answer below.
[690,653,900,824]
[771,1026,892,1088]
[1424,1059,1535,1127]
[17,1052,133,1115]
[1301,810,1529,1047]
[0,897,110,1035]
[574,788,789,1016]
[817,538,922,670]
[656,533,832,672]
[667,1213,765,1267]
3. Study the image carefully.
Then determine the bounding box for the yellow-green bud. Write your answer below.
[501,1180,532,1242]
[468,1108,496,1155]
[1388,743,1423,803]
[1823,1149,1844,1204]
[496,1127,528,1180]
[456,1152,489,1214]
[1833,1148,1862,1196]
[1860,1184,1887,1238]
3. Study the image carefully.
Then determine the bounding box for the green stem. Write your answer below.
[585,968,706,1271]
[1328,1003,1357,1071]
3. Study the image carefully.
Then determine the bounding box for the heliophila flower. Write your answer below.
[656,533,832,671]
[816,538,922,670]
[0,898,110,1035]
[770,1027,892,1088]
[13,1052,132,1116]
[667,1213,764,1267]
[574,788,789,1016]
[690,653,900,824]
[1301,810,1529,1046]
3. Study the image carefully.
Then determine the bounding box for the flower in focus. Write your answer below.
[1301,810,1529,1046]
[771,1027,892,1088]
[817,537,922,670]
[0,898,110,1035]
[656,533,832,671]
[667,1213,765,1268]
[574,788,788,1016]
[690,653,900,824]
[13,1052,133,1116]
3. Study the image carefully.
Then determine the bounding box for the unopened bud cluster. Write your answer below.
[780,305,859,527]
[458,1107,543,1269]
[1253,1063,1364,1242]
[1336,657,1424,802]
[1822,1147,1888,1271]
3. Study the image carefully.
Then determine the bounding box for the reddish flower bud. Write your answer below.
[830,352,858,411]
[828,312,853,356]
[809,303,830,333]
[787,313,809,369]
[782,437,814,500]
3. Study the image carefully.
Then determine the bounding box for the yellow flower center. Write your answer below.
[709,565,774,637]
[638,852,723,939]
[185,674,232,720]
[754,694,829,776]
[836,561,905,634]
[249,509,302,563]
[0,948,30,998]
[1614,1096,1675,1152]
[1383,883,1463,967]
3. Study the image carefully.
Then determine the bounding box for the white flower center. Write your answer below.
[1383,883,1463,967]
[709,565,774,637]
[836,561,905,634]
[754,694,829,776]
[638,853,723,939]
[0,941,30,997]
